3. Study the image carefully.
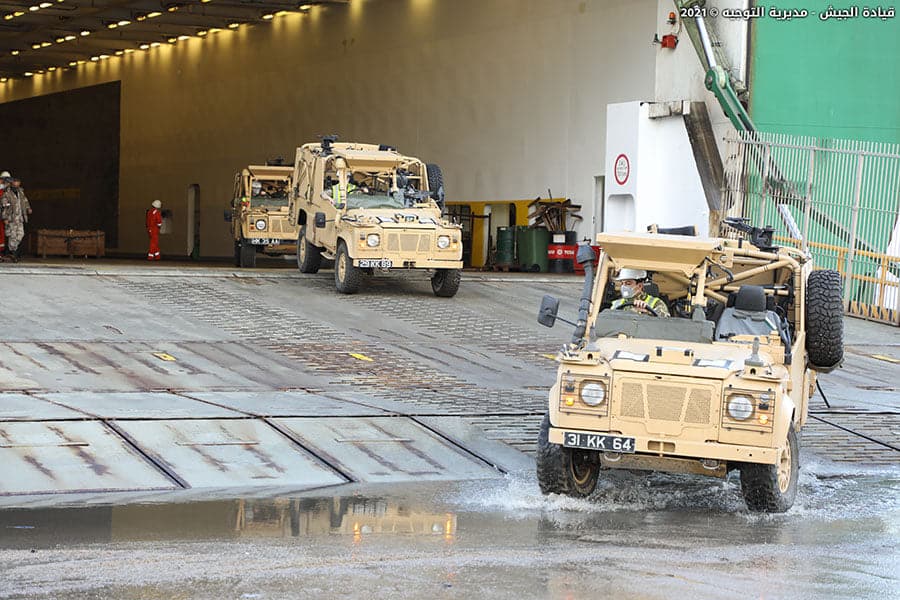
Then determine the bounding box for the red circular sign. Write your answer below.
[614,153,630,185]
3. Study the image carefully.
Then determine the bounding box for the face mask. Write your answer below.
[621,284,638,299]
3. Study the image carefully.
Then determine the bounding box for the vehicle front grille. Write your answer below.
[617,377,714,425]
[387,233,430,253]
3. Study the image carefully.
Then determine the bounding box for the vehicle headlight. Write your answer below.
[437,235,451,249]
[255,219,266,231]
[366,233,380,247]
[727,395,754,420]
[580,381,606,407]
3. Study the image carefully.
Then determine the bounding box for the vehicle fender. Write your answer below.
[337,235,355,258]
[773,392,797,442]
[547,382,560,427]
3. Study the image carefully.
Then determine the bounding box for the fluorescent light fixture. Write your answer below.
[99,54,110,60]
[0,78,7,83]
[139,43,150,50]
[55,37,65,43]
[178,34,189,40]
[65,34,76,41]
[4,14,14,20]
[118,20,130,26]
[14,11,25,16]
[262,13,274,20]
[40,41,52,47]
[147,11,162,18]
[32,43,41,49]
[29,6,41,12]
[227,22,240,28]
[123,48,134,54]
[150,41,161,47]
[108,23,118,28]
[68,61,77,66]
[90,56,99,61]
[40,2,53,7]
[197,30,208,36]
[24,72,34,76]
[299,4,312,10]
[80,30,91,36]
[168,37,178,43]
[10,50,19,55]
[47,66,56,71]
[115,50,124,55]
[275,10,289,16]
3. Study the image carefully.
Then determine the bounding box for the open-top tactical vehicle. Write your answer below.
[290,138,464,296]
[536,219,844,512]
[231,164,297,268]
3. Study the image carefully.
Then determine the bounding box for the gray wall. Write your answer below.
[0,0,656,256]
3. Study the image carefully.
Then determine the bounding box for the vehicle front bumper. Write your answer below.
[353,256,463,269]
[548,426,779,465]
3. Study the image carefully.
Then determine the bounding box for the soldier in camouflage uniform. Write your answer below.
[611,268,670,317]
[1,175,32,262]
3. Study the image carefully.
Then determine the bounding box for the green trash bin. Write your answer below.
[516,226,550,272]
[495,227,515,268]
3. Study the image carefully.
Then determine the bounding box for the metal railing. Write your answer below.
[722,131,900,325]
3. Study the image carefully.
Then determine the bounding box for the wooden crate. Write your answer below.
[36,229,105,258]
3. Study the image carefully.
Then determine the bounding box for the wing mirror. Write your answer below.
[314,212,326,228]
[538,295,560,328]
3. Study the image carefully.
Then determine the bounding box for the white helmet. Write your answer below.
[614,268,648,281]
[0,171,10,178]
[151,199,162,209]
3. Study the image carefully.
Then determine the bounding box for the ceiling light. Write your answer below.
[227,22,240,29]
[118,20,130,26]
[139,43,150,50]
[14,11,25,17]
[90,56,99,61]
[136,14,146,21]
[77,59,85,64]
[168,37,177,43]
[68,61,77,66]
[24,72,34,76]
[262,13,274,20]
[48,66,56,71]
[40,41,52,47]
[64,35,76,41]
[40,2,53,7]
[108,23,118,29]
[299,4,312,10]
[115,50,124,55]
[167,5,178,12]
[209,28,222,33]
[99,54,109,60]
[275,11,289,16]
[55,37,65,43]
[147,11,162,18]
[178,34,189,41]
[80,30,91,36]
[32,43,42,49]
[3,14,13,20]
[1,78,7,83]
[150,42,161,47]
[197,30,208,36]
[11,50,20,55]
[29,6,40,12]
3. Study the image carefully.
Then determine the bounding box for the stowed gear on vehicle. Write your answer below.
[535,219,844,512]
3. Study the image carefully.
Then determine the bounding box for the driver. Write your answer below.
[611,268,670,317]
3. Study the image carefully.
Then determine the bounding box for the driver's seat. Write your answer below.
[715,285,781,340]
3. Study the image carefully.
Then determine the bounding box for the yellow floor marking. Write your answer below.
[871,354,900,364]
[349,353,374,362]
[152,352,177,362]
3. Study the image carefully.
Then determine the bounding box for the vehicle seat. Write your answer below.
[714,285,782,340]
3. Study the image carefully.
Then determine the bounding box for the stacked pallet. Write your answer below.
[36,229,105,258]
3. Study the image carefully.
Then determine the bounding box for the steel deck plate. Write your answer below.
[0,421,177,495]
[184,391,388,417]
[112,419,347,489]
[0,394,88,421]
[38,392,242,419]
[273,417,501,483]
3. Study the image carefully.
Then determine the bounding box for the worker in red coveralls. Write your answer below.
[146,199,162,260]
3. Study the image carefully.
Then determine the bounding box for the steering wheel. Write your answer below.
[614,300,662,317]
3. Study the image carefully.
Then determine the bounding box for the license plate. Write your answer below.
[249,238,278,245]
[562,431,636,453]
[358,259,393,268]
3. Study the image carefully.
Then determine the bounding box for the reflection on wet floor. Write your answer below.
[0,458,897,600]
[0,495,457,550]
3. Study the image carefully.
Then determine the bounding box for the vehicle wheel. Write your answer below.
[296,226,322,274]
[536,413,599,498]
[239,239,256,268]
[426,163,445,209]
[233,241,241,267]
[431,268,461,297]
[334,241,362,294]
[739,426,799,513]
[806,269,844,371]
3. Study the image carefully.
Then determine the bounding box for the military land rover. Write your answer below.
[289,138,464,296]
[231,164,298,268]
[536,219,844,512]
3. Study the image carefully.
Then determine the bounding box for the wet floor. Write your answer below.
[1,455,897,600]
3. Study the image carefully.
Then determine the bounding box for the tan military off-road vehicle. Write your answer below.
[231,165,298,268]
[289,138,464,296]
[536,219,844,512]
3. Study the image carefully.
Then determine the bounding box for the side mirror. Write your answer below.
[576,244,595,265]
[538,295,560,328]
[314,212,326,228]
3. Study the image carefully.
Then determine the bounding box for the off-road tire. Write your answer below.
[536,413,600,497]
[239,239,256,268]
[739,426,799,513]
[426,163,445,209]
[431,268,461,298]
[296,226,322,274]
[806,269,844,371]
[334,242,362,294]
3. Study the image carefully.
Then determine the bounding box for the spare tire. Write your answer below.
[806,269,843,371]
[426,163,445,209]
